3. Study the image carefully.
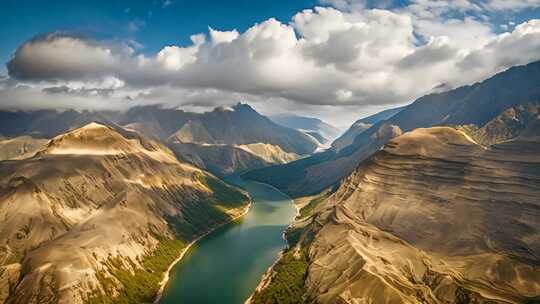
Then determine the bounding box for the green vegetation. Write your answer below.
[298,192,331,219]
[88,176,249,303]
[167,173,249,240]
[250,249,309,304]
[88,238,185,304]
[195,172,249,208]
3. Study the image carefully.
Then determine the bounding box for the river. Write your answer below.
[159,176,296,304]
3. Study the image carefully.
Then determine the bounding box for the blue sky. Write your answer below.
[0,0,323,73]
[1,0,540,126]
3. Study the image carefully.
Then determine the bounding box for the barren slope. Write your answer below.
[0,123,249,304]
[257,127,540,304]
[0,136,48,161]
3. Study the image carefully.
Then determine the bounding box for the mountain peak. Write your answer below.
[232,102,257,112]
[41,122,177,163]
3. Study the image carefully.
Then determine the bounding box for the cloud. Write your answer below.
[481,0,540,11]
[162,0,174,8]
[6,34,133,82]
[127,19,146,32]
[3,3,540,125]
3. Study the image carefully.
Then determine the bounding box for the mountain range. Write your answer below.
[0,103,319,176]
[1,58,539,304]
[244,60,540,197]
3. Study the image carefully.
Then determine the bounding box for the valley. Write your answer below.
[159,176,296,304]
[2,2,540,303]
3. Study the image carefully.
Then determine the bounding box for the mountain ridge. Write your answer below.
[244,60,540,197]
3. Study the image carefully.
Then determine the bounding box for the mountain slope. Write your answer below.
[254,126,540,303]
[122,103,318,155]
[270,115,341,144]
[459,102,540,146]
[245,60,540,197]
[0,123,249,304]
[332,106,405,151]
[0,136,48,160]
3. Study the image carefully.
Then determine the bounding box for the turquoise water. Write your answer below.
[160,176,295,304]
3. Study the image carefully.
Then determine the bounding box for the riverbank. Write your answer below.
[153,202,252,304]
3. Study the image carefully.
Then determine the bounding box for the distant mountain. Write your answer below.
[256,126,540,303]
[332,106,405,151]
[0,103,317,175]
[244,60,540,197]
[122,104,318,155]
[270,114,341,144]
[458,102,539,146]
[168,142,299,176]
[0,122,249,303]
[0,109,118,138]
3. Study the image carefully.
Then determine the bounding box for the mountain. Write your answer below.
[332,106,405,151]
[0,122,249,304]
[458,102,539,146]
[0,103,317,176]
[244,60,540,197]
[251,126,540,304]
[167,142,299,176]
[0,109,118,138]
[270,114,341,144]
[122,104,318,155]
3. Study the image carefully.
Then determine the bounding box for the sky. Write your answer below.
[1,0,540,127]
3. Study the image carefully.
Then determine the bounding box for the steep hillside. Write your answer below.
[459,102,540,146]
[245,60,540,197]
[0,123,249,304]
[167,143,269,176]
[253,127,540,304]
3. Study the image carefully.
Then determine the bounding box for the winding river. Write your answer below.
[160,176,296,304]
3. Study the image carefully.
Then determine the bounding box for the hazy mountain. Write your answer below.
[253,126,540,303]
[244,60,540,197]
[356,106,406,125]
[0,123,249,303]
[270,115,341,144]
[332,106,405,151]
[168,142,299,176]
[122,104,318,155]
[0,109,118,138]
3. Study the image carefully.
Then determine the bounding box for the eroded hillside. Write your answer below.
[253,126,540,304]
[0,123,249,304]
